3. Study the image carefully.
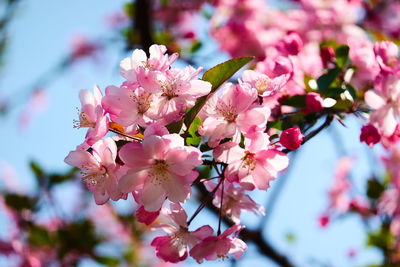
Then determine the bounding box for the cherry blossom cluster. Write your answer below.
[65,44,292,263]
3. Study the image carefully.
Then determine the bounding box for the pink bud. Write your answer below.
[318,215,329,228]
[135,205,160,225]
[306,92,324,113]
[183,31,195,39]
[273,56,293,77]
[283,32,303,55]
[360,124,380,147]
[280,126,304,150]
[320,46,335,67]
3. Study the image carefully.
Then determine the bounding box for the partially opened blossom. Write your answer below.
[204,180,265,223]
[214,132,289,190]
[73,85,109,146]
[189,224,246,263]
[64,138,123,205]
[198,82,269,147]
[360,124,381,147]
[305,92,324,113]
[118,124,202,211]
[136,205,161,225]
[151,203,213,263]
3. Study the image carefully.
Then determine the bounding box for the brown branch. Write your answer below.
[132,0,154,53]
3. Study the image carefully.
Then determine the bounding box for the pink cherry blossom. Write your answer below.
[118,124,202,211]
[151,203,213,263]
[64,138,123,205]
[374,41,400,74]
[73,85,109,146]
[189,224,247,263]
[365,74,400,136]
[214,132,289,190]
[328,157,353,213]
[120,44,178,90]
[153,66,211,123]
[198,82,270,147]
[102,82,157,128]
[204,180,265,223]
[242,70,289,98]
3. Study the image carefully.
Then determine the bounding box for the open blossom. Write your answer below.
[242,70,288,98]
[102,83,158,128]
[214,132,289,190]
[365,74,400,136]
[118,124,202,212]
[151,203,213,263]
[374,41,400,74]
[64,138,123,205]
[120,44,178,90]
[153,66,212,123]
[198,82,269,147]
[204,180,265,223]
[73,85,108,146]
[189,224,247,263]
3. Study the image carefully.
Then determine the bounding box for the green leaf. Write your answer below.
[30,161,45,181]
[366,178,385,200]
[4,194,37,211]
[166,119,183,134]
[94,256,120,267]
[317,68,341,92]
[280,95,306,108]
[28,226,53,246]
[184,57,253,130]
[367,225,394,250]
[332,99,353,111]
[335,45,349,68]
[345,83,357,100]
[124,2,135,17]
[267,121,283,131]
[186,117,202,146]
[190,40,202,53]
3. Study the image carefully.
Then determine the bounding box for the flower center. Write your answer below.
[150,160,170,185]
[80,165,107,186]
[216,101,237,123]
[73,109,96,129]
[241,151,257,174]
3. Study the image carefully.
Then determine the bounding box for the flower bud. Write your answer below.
[306,92,324,112]
[360,124,380,147]
[280,126,304,150]
[320,46,335,67]
[282,32,303,55]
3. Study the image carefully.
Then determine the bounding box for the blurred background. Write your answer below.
[0,0,398,266]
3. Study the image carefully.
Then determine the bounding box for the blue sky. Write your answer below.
[0,0,385,266]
